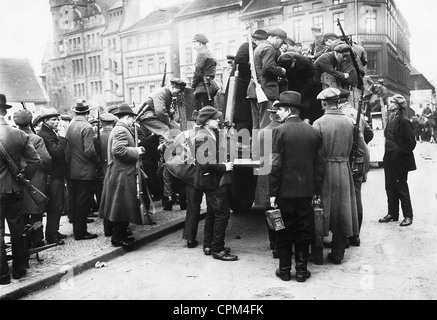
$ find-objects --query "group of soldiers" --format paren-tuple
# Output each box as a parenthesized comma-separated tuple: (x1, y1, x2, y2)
(1, 25, 417, 285)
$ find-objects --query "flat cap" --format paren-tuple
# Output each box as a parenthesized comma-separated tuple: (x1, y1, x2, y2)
(61, 114, 72, 121)
(317, 88, 342, 101)
(170, 78, 187, 90)
(193, 33, 209, 44)
(323, 33, 339, 42)
(99, 112, 118, 122)
(196, 106, 222, 126)
(13, 109, 33, 126)
(268, 28, 288, 40)
(390, 94, 407, 109)
(334, 43, 351, 53)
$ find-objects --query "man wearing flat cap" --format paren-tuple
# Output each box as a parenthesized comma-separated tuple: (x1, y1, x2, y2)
(378, 94, 416, 227)
(311, 88, 359, 265)
(269, 91, 321, 282)
(14, 109, 52, 249)
(192, 34, 218, 112)
(252, 28, 287, 130)
(0, 94, 40, 284)
(38, 106, 68, 245)
(65, 99, 98, 241)
(309, 26, 326, 60)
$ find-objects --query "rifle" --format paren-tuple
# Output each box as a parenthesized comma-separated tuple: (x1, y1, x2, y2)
(203, 76, 213, 102)
(21, 101, 37, 134)
(0, 141, 48, 205)
(336, 19, 364, 89)
(350, 86, 366, 174)
(96, 107, 103, 180)
(246, 24, 268, 103)
(161, 63, 167, 87)
(133, 102, 156, 225)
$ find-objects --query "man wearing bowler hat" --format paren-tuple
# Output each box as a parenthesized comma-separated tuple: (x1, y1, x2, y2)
(38, 106, 68, 245)
(0, 94, 40, 285)
(269, 91, 321, 282)
(192, 34, 218, 113)
(65, 99, 98, 241)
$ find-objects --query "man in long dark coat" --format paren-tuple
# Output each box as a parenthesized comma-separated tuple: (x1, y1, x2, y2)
(99, 104, 145, 250)
(378, 95, 416, 227)
(269, 91, 321, 282)
(0, 94, 40, 284)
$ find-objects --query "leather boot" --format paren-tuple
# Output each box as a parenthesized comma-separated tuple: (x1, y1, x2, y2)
(276, 266, 291, 281)
(295, 244, 311, 283)
(276, 248, 292, 281)
(309, 244, 324, 265)
(162, 197, 173, 211)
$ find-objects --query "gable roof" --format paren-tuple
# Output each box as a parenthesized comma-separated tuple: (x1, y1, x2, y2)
(241, 0, 283, 16)
(176, 0, 241, 18)
(0, 58, 48, 103)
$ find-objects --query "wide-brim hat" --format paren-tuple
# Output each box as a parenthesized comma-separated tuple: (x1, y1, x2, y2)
(72, 99, 91, 113)
(252, 29, 268, 40)
(275, 91, 306, 110)
(39, 107, 61, 120)
(196, 106, 223, 126)
(0, 94, 12, 109)
(114, 103, 136, 117)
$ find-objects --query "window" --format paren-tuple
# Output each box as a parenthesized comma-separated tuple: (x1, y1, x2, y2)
(72, 58, 84, 76)
(365, 9, 377, 33)
(148, 58, 155, 74)
(88, 55, 101, 75)
(129, 87, 135, 104)
(333, 12, 345, 32)
(269, 17, 276, 26)
(367, 51, 378, 75)
(293, 6, 302, 13)
(256, 20, 264, 29)
(108, 58, 113, 71)
(128, 61, 134, 77)
(139, 86, 145, 102)
(293, 20, 303, 42)
(159, 57, 166, 73)
(333, 0, 344, 4)
(186, 47, 193, 65)
(114, 61, 118, 74)
(74, 83, 85, 97)
(138, 59, 145, 75)
(313, 16, 324, 32)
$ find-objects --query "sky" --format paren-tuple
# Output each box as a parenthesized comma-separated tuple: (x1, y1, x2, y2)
(0, 0, 436, 87)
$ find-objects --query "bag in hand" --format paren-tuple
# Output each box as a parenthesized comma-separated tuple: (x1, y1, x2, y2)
(265, 209, 285, 231)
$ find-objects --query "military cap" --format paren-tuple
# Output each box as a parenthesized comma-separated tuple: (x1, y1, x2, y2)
(13, 109, 33, 126)
(268, 28, 288, 40)
(0, 94, 12, 109)
(99, 112, 118, 123)
(61, 114, 72, 121)
(40, 107, 61, 120)
(390, 94, 407, 109)
(317, 88, 342, 101)
(193, 34, 209, 44)
(170, 78, 187, 90)
(252, 29, 268, 40)
(323, 33, 339, 43)
(334, 43, 351, 54)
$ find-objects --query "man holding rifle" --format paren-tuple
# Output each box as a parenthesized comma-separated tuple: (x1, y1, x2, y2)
(0, 94, 40, 285)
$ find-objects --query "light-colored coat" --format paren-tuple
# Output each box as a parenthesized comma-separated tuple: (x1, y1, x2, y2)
(313, 109, 359, 237)
(99, 121, 142, 225)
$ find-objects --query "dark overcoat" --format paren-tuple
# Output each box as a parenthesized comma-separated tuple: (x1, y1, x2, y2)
(192, 46, 217, 96)
(269, 117, 321, 199)
(38, 123, 67, 178)
(314, 52, 348, 87)
(20, 127, 51, 214)
(65, 118, 97, 181)
(99, 121, 143, 225)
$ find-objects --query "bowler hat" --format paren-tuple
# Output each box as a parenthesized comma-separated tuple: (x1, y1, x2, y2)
(193, 34, 209, 44)
(39, 107, 61, 120)
(72, 99, 91, 114)
(114, 103, 136, 117)
(170, 78, 187, 90)
(13, 109, 33, 126)
(268, 28, 288, 40)
(196, 106, 222, 126)
(317, 88, 342, 101)
(252, 29, 268, 40)
(99, 112, 118, 123)
(275, 91, 306, 110)
(0, 94, 12, 109)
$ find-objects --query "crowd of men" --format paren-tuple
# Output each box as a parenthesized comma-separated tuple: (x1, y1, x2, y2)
(1, 25, 418, 285)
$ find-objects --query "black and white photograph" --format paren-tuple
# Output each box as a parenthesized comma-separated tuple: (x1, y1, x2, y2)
(1, 0, 436, 306)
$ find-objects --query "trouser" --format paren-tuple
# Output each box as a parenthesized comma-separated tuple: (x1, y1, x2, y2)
(45, 176, 65, 242)
(251, 99, 273, 130)
(0, 192, 27, 277)
(384, 153, 413, 219)
(183, 184, 204, 242)
(331, 233, 348, 261)
(112, 222, 129, 242)
(353, 171, 364, 232)
(66, 177, 74, 222)
(163, 165, 186, 202)
(69, 179, 94, 238)
(204, 186, 231, 253)
(104, 218, 114, 236)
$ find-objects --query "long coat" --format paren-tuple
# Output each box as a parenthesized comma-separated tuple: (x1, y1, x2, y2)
(99, 121, 143, 225)
(38, 123, 67, 178)
(0, 117, 40, 194)
(192, 45, 217, 96)
(20, 127, 51, 214)
(313, 109, 359, 237)
(65, 118, 97, 181)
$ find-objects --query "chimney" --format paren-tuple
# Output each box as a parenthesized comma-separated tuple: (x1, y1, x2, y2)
(120, 0, 142, 31)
